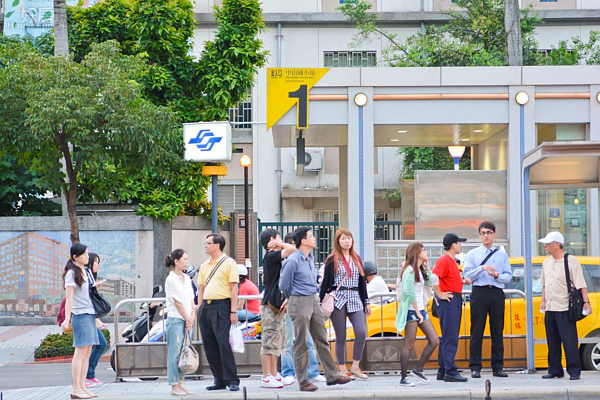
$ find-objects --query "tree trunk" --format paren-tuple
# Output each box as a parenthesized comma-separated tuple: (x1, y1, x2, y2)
(53, 0, 69, 56)
(57, 129, 80, 244)
(505, 0, 523, 66)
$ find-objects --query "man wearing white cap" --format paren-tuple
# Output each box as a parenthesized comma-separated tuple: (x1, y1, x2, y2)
(539, 231, 592, 380)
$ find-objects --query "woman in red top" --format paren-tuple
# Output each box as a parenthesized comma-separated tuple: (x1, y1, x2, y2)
(236, 264, 261, 322)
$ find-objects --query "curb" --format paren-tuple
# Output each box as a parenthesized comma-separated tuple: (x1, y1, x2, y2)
(30, 353, 111, 365)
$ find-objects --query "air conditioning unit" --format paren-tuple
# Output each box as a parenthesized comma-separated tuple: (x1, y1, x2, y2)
(304, 148, 323, 171)
(291, 148, 324, 171)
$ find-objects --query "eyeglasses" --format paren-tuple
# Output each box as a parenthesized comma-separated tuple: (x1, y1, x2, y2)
(479, 231, 495, 236)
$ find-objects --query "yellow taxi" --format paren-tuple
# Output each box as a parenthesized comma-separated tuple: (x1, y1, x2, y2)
(329, 256, 600, 370)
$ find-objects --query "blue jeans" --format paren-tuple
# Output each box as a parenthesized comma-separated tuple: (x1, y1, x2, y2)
(87, 328, 107, 379)
(281, 313, 320, 379)
(236, 309, 261, 322)
(166, 317, 186, 385)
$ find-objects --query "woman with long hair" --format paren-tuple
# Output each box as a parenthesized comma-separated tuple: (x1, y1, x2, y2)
(85, 253, 107, 388)
(164, 249, 195, 396)
(60, 243, 99, 399)
(395, 242, 439, 387)
(319, 229, 371, 379)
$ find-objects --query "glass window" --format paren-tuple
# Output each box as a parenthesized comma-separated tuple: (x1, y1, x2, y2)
(338, 52, 348, 67)
(584, 264, 599, 294)
(506, 264, 543, 298)
(537, 124, 586, 145)
(537, 189, 587, 256)
(323, 51, 376, 68)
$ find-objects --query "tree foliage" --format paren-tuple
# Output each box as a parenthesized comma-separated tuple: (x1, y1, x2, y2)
(0, 41, 182, 243)
(400, 148, 472, 180)
(340, 0, 541, 67)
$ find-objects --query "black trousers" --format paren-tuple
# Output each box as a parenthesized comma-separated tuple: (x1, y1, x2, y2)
(469, 285, 505, 372)
(545, 310, 581, 377)
(437, 294, 462, 377)
(198, 299, 239, 386)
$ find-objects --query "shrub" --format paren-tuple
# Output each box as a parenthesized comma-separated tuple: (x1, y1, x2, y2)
(35, 329, 111, 359)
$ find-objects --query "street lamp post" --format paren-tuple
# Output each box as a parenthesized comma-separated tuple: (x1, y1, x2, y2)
(240, 155, 252, 260)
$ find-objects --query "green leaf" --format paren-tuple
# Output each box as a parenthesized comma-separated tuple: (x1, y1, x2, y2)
(11, 0, 19, 7)
(43, 11, 51, 20)
(6, 11, 14, 18)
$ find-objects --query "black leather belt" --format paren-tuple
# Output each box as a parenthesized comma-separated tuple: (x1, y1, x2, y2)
(203, 298, 231, 305)
(474, 285, 501, 290)
(339, 287, 359, 291)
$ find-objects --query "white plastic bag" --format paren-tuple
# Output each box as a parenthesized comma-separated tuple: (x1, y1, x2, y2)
(229, 324, 245, 353)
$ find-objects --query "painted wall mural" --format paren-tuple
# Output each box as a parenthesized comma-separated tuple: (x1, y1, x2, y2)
(0, 230, 137, 317)
(3, 0, 98, 38)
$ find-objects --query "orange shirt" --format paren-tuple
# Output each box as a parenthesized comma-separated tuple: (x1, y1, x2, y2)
(432, 254, 463, 293)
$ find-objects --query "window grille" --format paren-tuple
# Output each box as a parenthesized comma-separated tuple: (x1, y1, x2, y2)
(324, 51, 377, 68)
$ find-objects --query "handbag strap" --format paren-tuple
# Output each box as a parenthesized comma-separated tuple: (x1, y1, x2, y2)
(205, 256, 232, 287)
(563, 253, 575, 294)
(334, 272, 348, 293)
(479, 248, 499, 267)
(85, 268, 96, 291)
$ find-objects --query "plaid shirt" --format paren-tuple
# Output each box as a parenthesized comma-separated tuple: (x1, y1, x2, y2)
(333, 258, 363, 313)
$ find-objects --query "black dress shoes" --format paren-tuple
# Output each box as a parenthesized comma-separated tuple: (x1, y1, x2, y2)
(437, 372, 445, 381)
(542, 374, 564, 379)
(444, 374, 468, 382)
(569, 375, 580, 380)
(206, 384, 227, 390)
(493, 370, 508, 378)
(229, 385, 240, 391)
(471, 371, 481, 378)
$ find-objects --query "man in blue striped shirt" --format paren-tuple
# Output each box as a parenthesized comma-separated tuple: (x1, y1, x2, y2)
(463, 221, 513, 379)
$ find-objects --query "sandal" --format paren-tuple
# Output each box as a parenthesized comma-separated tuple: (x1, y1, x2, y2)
(170, 389, 187, 396)
(70, 390, 92, 399)
(82, 389, 98, 398)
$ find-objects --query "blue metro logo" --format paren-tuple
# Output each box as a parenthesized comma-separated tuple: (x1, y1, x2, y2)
(188, 129, 222, 152)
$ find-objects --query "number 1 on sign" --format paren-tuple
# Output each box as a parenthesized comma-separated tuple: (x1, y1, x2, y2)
(288, 85, 308, 129)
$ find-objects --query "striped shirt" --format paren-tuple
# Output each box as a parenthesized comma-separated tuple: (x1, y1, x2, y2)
(333, 258, 363, 313)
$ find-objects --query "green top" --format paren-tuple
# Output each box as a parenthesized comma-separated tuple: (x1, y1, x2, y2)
(395, 266, 433, 334)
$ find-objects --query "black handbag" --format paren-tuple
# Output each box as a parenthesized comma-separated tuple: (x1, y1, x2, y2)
(87, 269, 111, 318)
(563, 254, 586, 323)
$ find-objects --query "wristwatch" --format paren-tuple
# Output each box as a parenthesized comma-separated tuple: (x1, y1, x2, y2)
(230, 311, 236, 314)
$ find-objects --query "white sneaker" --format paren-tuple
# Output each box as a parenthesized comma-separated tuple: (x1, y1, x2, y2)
(311, 374, 326, 382)
(261, 375, 284, 389)
(280, 375, 295, 386)
(85, 379, 96, 388)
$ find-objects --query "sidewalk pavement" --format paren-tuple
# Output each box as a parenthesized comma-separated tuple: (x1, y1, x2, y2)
(0, 325, 116, 365)
(2, 370, 600, 400)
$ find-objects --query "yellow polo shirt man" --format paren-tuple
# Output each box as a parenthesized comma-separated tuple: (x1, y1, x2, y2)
(196, 233, 241, 391)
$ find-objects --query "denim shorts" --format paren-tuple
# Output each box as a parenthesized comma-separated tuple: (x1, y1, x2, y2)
(406, 309, 429, 323)
(71, 313, 100, 347)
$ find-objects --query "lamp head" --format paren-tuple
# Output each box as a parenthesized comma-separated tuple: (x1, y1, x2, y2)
(240, 155, 252, 167)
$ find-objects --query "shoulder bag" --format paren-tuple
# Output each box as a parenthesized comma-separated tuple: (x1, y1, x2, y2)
(178, 330, 199, 374)
(87, 269, 111, 318)
(564, 254, 587, 323)
(321, 273, 347, 318)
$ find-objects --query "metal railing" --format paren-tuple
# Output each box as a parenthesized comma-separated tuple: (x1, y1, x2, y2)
(113, 290, 534, 378)
(374, 221, 403, 240)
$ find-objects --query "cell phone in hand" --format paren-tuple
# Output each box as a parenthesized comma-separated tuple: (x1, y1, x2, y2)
(94, 279, 107, 287)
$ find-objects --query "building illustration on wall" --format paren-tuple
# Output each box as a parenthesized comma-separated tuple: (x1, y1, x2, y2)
(0, 230, 138, 317)
(0, 232, 69, 316)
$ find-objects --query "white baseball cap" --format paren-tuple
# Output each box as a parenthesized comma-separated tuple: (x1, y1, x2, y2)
(237, 264, 248, 276)
(538, 231, 565, 244)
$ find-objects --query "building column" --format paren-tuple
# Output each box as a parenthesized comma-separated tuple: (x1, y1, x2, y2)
(347, 88, 375, 261)
(589, 85, 600, 256)
(338, 146, 349, 229)
(507, 86, 535, 257)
